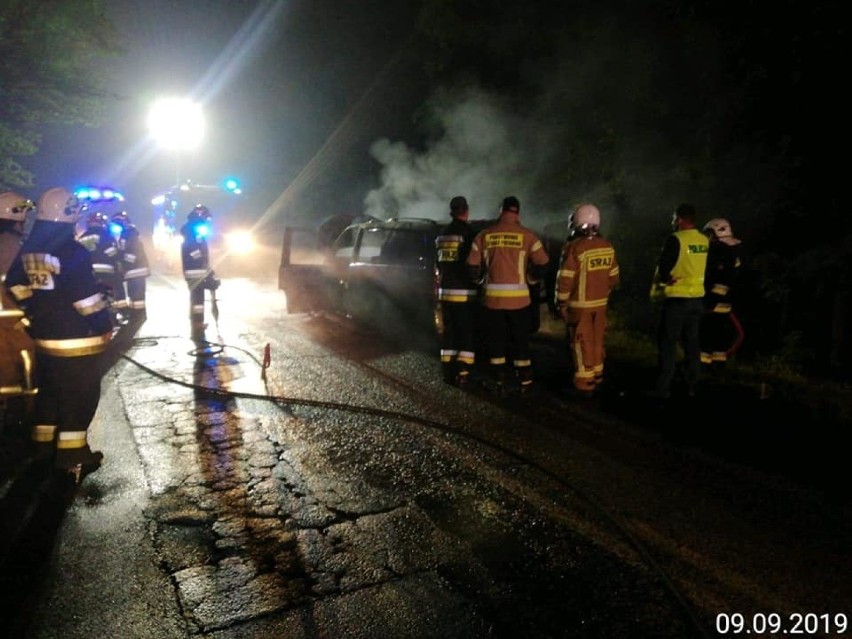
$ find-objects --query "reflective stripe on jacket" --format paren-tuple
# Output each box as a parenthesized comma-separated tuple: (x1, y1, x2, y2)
(555, 236, 619, 310)
(436, 218, 477, 303)
(467, 215, 549, 310)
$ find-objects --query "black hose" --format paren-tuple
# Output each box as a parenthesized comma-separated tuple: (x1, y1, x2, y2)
(119, 335, 712, 639)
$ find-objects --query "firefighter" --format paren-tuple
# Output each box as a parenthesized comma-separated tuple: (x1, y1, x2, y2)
(111, 210, 150, 324)
(435, 195, 478, 386)
(5, 187, 112, 482)
(0, 191, 33, 277)
(466, 196, 550, 394)
(554, 203, 620, 397)
(700, 217, 745, 371)
(0, 192, 37, 420)
(180, 204, 219, 339)
(649, 203, 709, 399)
(79, 209, 124, 324)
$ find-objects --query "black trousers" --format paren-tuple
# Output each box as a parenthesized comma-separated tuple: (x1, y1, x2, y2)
(33, 351, 103, 452)
(484, 306, 531, 368)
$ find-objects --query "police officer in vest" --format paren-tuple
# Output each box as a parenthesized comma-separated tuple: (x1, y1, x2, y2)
(5, 187, 113, 482)
(649, 203, 709, 399)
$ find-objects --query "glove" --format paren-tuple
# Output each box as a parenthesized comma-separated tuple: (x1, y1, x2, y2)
(203, 273, 220, 291)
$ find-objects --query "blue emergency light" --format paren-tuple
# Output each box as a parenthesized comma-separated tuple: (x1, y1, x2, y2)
(224, 178, 240, 193)
(194, 222, 211, 239)
(109, 222, 123, 236)
(75, 187, 125, 203)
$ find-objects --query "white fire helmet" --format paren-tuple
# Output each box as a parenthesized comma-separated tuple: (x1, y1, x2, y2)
(703, 218, 733, 239)
(0, 191, 34, 222)
(570, 203, 601, 234)
(36, 187, 82, 224)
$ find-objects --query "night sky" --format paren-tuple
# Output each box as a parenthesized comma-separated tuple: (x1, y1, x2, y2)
(30, 0, 426, 234)
(24, 1, 845, 247)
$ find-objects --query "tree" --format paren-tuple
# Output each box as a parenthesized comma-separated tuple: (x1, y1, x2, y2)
(0, 0, 120, 189)
(410, 0, 849, 377)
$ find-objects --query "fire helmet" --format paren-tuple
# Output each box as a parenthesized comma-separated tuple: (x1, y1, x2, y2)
(111, 210, 133, 226)
(36, 187, 83, 223)
(188, 204, 211, 221)
(703, 218, 733, 239)
(569, 203, 601, 236)
(85, 210, 110, 228)
(0, 191, 34, 222)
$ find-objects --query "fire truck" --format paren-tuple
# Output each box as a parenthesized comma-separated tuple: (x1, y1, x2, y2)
(150, 179, 258, 275)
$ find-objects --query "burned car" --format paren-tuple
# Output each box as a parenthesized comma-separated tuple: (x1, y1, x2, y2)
(279, 216, 441, 332)
(278, 214, 561, 340)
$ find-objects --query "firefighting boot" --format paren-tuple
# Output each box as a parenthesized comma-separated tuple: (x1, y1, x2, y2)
(30, 424, 56, 465)
(127, 307, 147, 330)
(487, 364, 508, 397)
(456, 364, 471, 387)
(517, 366, 534, 395)
(55, 446, 104, 485)
(441, 361, 457, 385)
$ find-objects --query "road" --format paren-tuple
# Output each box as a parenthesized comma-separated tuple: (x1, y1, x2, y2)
(2, 273, 850, 638)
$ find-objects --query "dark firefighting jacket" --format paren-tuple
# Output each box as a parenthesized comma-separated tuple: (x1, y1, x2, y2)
(180, 222, 212, 282)
(466, 214, 550, 311)
(116, 224, 150, 283)
(5, 221, 112, 356)
(78, 224, 120, 284)
(704, 239, 743, 313)
(435, 217, 477, 303)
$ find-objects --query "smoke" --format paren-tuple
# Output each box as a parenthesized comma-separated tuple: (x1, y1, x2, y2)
(363, 86, 568, 231)
(361, 16, 724, 242)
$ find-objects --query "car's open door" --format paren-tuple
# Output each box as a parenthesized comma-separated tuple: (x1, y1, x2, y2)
(278, 226, 332, 314)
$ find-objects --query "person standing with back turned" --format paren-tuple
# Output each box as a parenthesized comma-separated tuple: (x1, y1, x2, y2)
(700, 217, 746, 372)
(466, 196, 549, 395)
(5, 187, 113, 483)
(554, 203, 620, 398)
(435, 195, 478, 386)
(180, 204, 219, 340)
(649, 203, 709, 400)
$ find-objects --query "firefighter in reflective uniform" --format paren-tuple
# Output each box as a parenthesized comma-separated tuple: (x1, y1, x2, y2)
(5, 187, 112, 481)
(0, 191, 32, 276)
(0, 192, 36, 411)
(79, 209, 123, 323)
(555, 203, 620, 397)
(435, 195, 478, 386)
(111, 210, 150, 324)
(466, 196, 550, 394)
(700, 217, 745, 370)
(180, 204, 219, 339)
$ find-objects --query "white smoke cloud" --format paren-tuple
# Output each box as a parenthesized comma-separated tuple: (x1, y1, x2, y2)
(364, 86, 566, 230)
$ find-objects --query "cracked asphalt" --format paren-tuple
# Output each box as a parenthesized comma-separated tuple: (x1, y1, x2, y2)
(5, 274, 849, 638)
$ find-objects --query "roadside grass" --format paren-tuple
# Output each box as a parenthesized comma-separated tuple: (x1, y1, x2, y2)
(600, 312, 852, 426)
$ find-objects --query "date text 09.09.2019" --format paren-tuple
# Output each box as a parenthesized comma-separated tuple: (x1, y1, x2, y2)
(716, 612, 848, 635)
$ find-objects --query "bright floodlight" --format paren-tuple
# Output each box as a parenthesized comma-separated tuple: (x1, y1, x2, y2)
(147, 98, 205, 151)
